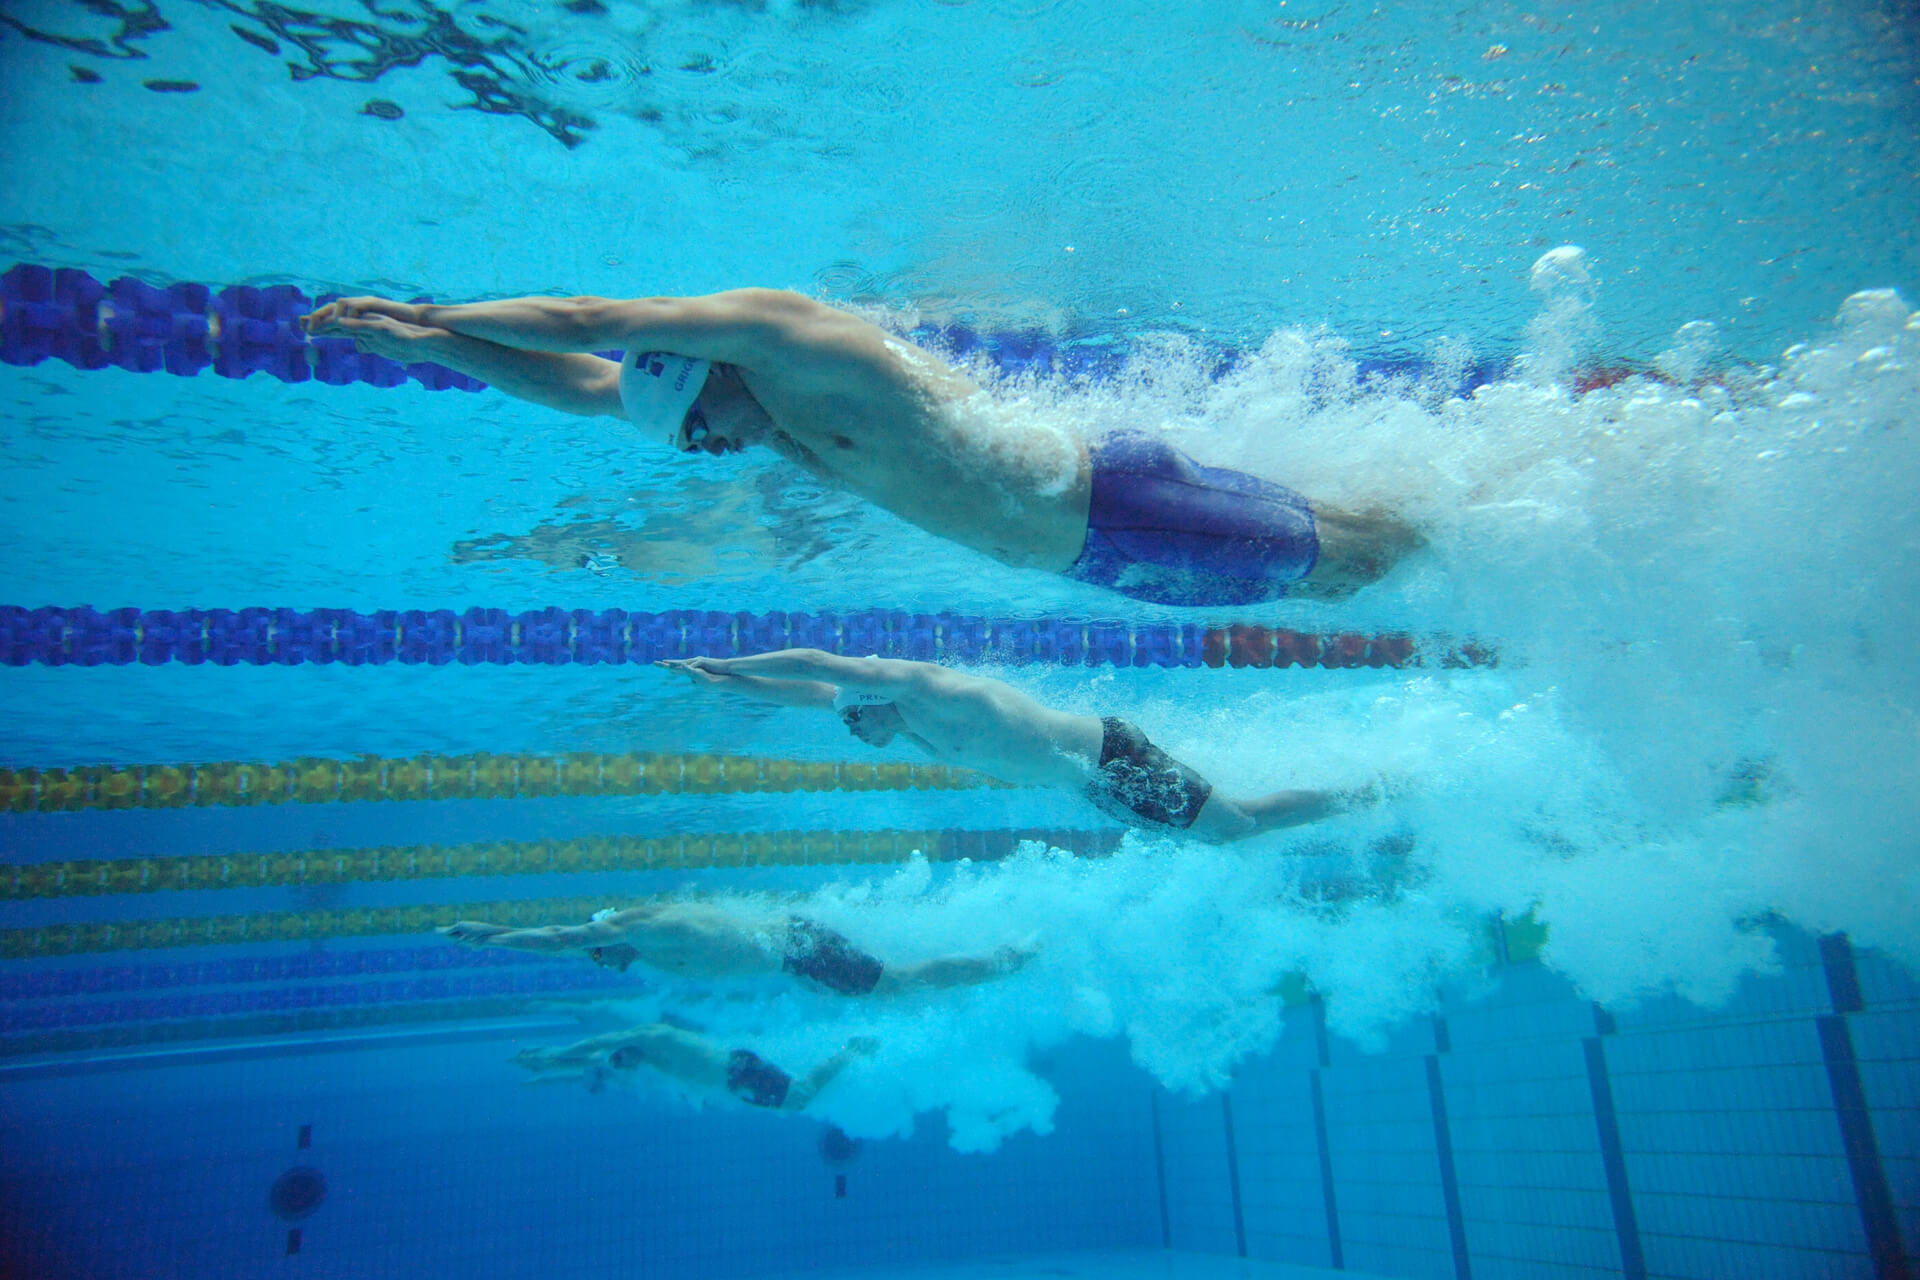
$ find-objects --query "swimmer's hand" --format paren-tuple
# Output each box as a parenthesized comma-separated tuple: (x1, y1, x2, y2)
(305, 308, 451, 361)
(301, 296, 428, 332)
(655, 657, 734, 684)
(439, 920, 514, 946)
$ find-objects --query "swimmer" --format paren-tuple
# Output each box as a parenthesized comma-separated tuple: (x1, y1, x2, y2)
(516, 1022, 877, 1112)
(439, 898, 1033, 995)
(659, 649, 1377, 843)
(299, 289, 1420, 605)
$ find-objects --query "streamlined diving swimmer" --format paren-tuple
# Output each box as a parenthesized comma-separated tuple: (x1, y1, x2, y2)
(658, 649, 1377, 842)
(515, 1021, 877, 1111)
(439, 898, 1032, 994)
(299, 289, 1421, 606)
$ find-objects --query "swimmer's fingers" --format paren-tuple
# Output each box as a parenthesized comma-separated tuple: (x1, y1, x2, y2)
(321, 313, 446, 358)
(655, 657, 730, 684)
(331, 295, 423, 325)
(655, 658, 720, 683)
(439, 920, 509, 945)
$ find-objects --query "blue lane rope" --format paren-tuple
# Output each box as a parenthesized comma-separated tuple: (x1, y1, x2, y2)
(0, 263, 1511, 390)
(0, 606, 1493, 669)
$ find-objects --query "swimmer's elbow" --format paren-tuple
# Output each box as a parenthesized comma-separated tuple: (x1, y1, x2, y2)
(554, 296, 630, 344)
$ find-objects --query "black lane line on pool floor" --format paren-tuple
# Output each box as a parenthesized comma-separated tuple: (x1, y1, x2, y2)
(1583, 1036, 1647, 1280)
(1310, 1069, 1343, 1271)
(1425, 1054, 1472, 1280)
(1819, 932, 1911, 1280)
(1220, 1092, 1247, 1258)
(1149, 1089, 1171, 1250)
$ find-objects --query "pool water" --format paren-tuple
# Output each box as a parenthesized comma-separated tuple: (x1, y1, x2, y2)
(1, 1, 1917, 1278)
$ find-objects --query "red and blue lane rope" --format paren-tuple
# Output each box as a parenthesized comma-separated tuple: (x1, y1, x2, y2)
(0, 606, 1493, 669)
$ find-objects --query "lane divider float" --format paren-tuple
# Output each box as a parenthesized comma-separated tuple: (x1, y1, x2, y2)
(1, 826, 1125, 899)
(0, 605, 1492, 670)
(0, 750, 1012, 814)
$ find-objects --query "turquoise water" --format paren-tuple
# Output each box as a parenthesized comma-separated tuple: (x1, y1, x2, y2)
(2, 1, 1918, 1277)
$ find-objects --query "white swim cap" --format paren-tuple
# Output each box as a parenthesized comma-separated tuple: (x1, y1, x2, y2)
(832, 688, 895, 713)
(619, 350, 712, 451)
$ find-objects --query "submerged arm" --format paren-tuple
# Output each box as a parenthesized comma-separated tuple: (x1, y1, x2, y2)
(439, 906, 653, 953)
(407, 331, 622, 417)
(322, 288, 824, 360)
(299, 310, 623, 417)
(656, 659, 839, 710)
(676, 650, 927, 697)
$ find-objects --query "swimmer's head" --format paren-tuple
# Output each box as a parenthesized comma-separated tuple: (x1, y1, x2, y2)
(588, 943, 639, 972)
(839, 701, 903, 748)
(682, 363, 774, 456)
(619, 351, 710, 451)
(607, 1045, 645, 1071)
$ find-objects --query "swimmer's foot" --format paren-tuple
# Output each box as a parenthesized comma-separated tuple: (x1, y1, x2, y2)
(992, 936, 1043, 974)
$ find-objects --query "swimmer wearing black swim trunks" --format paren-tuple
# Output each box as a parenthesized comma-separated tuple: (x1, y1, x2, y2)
(662, 649, 1380, 843)
(439, 899, 1031, 994)
(515, 1022, 878, 1112)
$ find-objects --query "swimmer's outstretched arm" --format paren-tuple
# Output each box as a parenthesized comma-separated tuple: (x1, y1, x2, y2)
(439, 906, 656, 952)
(675, 650, 925, 698)
(300, 308, 622, 417)
(656, 658, 838, 710)
(308, 289, 822, 361)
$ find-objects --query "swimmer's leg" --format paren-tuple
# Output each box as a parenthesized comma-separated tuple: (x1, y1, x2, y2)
(873, 942, 1038, 995)
(1190, 787, 1368, 843)
(782, 1037, 879, 1112)
(1293, 505, 1426, 599)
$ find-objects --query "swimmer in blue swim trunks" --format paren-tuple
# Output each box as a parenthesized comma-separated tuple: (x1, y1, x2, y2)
(659, 649, 1377, 843)
(515, 1021, 877, 1112)
(302, 289, 1420, 605)
(440, 897, 1031, 994)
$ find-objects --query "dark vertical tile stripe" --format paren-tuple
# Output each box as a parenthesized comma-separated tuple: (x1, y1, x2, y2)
(1221, 1093, 1247, 1258)
(1592, 1002, 1617, 1036)
(1425, 1055, 1473, 1280)
(1311, 1069, 1343, 1271)
(1818, 1015, 1912, 1280)
(1583, 1036, 1647, 1280)
(1433, 1015, 1452, 1054)
(1149, 1089, 1171, 1249)
(1822, 932, 1867, 1014)
(1313, 996, 1331, 1068)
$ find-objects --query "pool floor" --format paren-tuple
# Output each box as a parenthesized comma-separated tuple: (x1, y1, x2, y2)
(752, 1251, 1386, 1280)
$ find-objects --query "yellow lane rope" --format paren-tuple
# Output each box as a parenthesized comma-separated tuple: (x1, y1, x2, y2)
(3, 895, 618, 960)
(0, 750, 1010, 814)
(0, 827, 1124, 900)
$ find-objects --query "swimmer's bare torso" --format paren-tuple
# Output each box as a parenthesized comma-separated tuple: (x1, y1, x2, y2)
(688, 293, 1093, 571)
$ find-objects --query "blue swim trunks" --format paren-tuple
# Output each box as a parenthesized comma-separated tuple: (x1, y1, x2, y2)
(1065, 434, 1319, 607)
